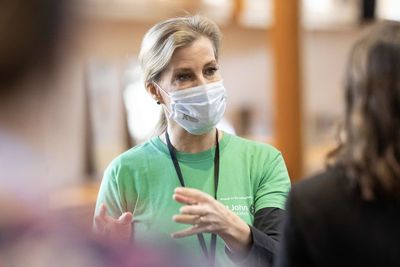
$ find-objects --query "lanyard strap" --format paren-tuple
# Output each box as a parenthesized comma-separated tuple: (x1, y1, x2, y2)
(165, 130, 220, 267)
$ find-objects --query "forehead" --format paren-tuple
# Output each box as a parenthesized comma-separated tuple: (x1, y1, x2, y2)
(168, 36, 216, 69)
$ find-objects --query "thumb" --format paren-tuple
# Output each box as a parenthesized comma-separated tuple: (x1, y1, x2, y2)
(118, 212, 133, 225)
(99, 203, 108, 219)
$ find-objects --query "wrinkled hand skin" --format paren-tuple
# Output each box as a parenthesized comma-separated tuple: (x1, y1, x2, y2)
(172, 187, 252, 254)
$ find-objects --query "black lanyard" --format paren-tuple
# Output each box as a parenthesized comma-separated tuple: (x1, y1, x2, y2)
(166, 130, 220, 267)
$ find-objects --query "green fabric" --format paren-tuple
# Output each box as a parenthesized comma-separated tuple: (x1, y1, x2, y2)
(94, 132, 290, 266)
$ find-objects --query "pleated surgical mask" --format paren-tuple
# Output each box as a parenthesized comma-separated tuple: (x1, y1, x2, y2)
(154, 80, 227, 135)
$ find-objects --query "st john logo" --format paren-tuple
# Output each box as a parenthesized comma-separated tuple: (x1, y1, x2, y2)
(182, 114, 199, 122)
(249, 204, 255, 215)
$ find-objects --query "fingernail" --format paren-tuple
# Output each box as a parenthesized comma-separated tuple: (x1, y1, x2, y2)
(175, 187, 183, 193)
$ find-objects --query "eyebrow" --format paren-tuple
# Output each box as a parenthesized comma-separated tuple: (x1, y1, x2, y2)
(172, 60, 218, 74)
(204, 60, 218, 67)
(172, 68, 192, 74)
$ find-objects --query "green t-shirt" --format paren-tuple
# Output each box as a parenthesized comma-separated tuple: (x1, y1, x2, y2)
(94, 132, 290, 266)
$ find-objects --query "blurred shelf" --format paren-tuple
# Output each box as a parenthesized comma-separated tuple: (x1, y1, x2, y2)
(49, 181, 100, 211)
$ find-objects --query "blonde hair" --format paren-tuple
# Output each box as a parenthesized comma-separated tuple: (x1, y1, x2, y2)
(138, 15, 222, 136)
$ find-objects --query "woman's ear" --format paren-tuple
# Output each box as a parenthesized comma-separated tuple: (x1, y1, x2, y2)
(146, 82, 163, 104)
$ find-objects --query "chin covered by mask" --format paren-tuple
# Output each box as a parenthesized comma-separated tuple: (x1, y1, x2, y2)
(155, 80, 227, 135)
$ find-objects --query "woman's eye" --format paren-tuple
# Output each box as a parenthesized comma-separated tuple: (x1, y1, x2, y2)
(176, 73, 192, 81)
(204, 67, 218, 76)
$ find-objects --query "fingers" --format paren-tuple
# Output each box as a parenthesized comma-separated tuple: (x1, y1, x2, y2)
(172, 214, 201, 225)
(99, 203, 108, 219)
(179, 204, 209, 216)
(174, 187, 213, 203)
(171, 225, 206, 239)
(94, 204, 133, 235)
(118, 212, 133, 225)
(173, 194, 195, 205)
(172, 188, 222, 238)
(94, 203, 108, 232)
(94, 205, 133, 243)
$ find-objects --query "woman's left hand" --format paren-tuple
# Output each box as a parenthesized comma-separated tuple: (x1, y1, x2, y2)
(171, 187, 252, 254)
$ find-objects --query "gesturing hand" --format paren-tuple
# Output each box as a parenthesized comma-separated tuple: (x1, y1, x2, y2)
(171, 187, 252, 254)
(94, 203, 133, 243)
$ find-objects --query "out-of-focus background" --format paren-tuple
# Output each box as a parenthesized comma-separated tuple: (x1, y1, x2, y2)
(1, 0, 398, 230)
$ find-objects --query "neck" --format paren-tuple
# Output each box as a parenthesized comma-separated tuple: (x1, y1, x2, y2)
(162, 122, 221, 153)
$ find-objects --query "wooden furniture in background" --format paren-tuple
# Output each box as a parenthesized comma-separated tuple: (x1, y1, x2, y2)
(272, 0, 303, 181)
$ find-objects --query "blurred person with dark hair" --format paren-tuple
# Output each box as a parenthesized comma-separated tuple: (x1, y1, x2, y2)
(0, 1, 197, 266)
(0, 4, 73, 263)
(0, 0, 101, 265)
(0, 0, 69, 198)
(276, 21, 400, 267)
(0, 0, 67, 91)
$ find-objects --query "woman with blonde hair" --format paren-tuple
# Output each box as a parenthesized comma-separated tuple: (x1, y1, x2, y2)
(94, 15, 290, 267)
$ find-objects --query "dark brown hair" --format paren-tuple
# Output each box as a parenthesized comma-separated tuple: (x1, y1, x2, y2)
(328, 21, 400, 201)
(0, 0, 67, 89)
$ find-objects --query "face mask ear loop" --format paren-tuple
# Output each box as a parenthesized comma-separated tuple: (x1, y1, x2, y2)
(153, 81, 172, 117)
(153, 81, 169, 96)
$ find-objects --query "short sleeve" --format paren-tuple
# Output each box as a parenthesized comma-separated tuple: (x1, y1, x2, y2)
(93, 164, 125, 222)
(254, 152, 291, 212)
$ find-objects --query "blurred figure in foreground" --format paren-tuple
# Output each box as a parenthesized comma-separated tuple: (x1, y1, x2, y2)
(0, 1, 197, 266)
(0, 0, 69, 220)
(276, 21, 400, 267)
(0, 1, 117, 266)
(0, 0, 69, 202)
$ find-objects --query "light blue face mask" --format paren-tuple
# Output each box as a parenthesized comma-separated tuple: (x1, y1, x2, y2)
(154, 80, 227, 135)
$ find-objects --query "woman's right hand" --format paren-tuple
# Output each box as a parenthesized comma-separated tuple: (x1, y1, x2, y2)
(94, 203, 133, 243)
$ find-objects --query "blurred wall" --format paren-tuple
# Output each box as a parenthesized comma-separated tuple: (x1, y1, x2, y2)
(302, 27, 368, 175)
(1, 16, 369, 189)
